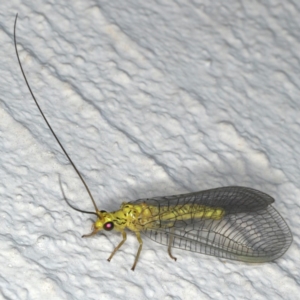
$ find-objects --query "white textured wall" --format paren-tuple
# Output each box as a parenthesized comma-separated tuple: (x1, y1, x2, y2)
(0, 1, 299, 299)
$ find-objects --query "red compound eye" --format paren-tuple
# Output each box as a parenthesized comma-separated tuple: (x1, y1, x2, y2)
(103, 222, 114, 231)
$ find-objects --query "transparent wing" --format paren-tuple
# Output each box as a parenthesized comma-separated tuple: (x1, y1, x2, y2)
(131, 186, 292, 262)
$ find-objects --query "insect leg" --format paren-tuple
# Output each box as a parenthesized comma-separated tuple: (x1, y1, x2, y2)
(82, 232, 97, 238)
(82, 224, 99, 238)
(167, 228, 177, 261)
(131, 231, 143, 271)
(107, 230, 127, 262)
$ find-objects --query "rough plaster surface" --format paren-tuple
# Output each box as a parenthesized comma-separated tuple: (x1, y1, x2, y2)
(0, 1, 299, 299)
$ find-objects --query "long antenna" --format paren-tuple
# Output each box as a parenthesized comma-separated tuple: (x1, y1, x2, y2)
(58, 175, 98, 216)
(14, 13, 99, 214)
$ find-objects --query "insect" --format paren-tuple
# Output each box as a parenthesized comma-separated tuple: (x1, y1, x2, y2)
(14, 14, 292, 271)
